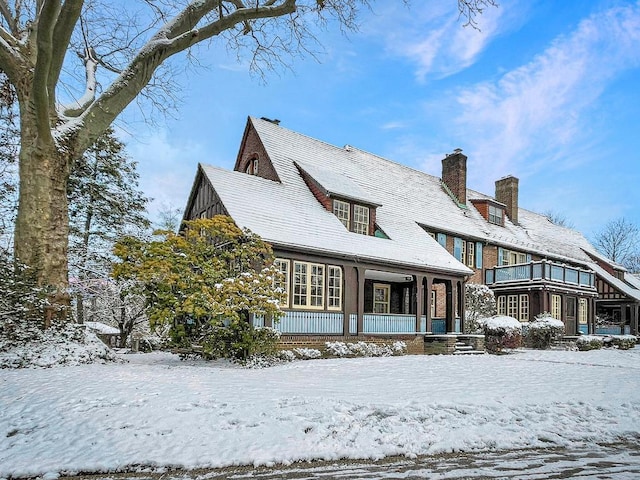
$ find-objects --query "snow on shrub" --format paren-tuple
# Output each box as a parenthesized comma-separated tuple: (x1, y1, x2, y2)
(292, 348, 322, 359)
(576, 335, 604, 351)
(324, 341, 407, 358)
(465, 284, 496, 333)
(525, 313, 565, 349)
(608, 335, 637, 350)
(483, 316, 522, 354)
(0, 321, 119, 369)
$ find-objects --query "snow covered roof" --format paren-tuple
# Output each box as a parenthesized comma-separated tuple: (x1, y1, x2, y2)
(199, 116, 616, 277)
(587, 263, 640, 302)
(85, 322, 120, 335)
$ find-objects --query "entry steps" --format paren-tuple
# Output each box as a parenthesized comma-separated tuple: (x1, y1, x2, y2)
(453, 340, 485, 355)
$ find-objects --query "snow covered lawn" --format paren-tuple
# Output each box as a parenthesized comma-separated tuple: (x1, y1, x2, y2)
(2, 348, 640, 479)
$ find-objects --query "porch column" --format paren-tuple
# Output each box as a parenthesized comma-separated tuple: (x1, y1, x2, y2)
(446, 280, 454, 333)
(425, 276, 433, 333)
(589, 298, 596, 334)
(542, 289, 549, 315)
(415, 274, 425, 333)
(457, 280, 465, 333)
(632, 304, 639, 336)
(357, 266, 366, 335)
(621, 304, 628, 335)
(265, 313, 273, 328)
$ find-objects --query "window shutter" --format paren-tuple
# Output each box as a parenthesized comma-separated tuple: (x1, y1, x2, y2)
(454, 237, 463, 261)
(498, 247, 504, 266)
(475, 242, 483, 269)
(437, 233, 447, 247)
(526, 253, 532, 263)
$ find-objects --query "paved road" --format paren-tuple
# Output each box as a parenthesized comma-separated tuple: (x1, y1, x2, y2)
(62, 441, 640, 480)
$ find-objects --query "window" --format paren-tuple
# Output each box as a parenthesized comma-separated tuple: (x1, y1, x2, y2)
(273, 259, 290, 307)
(333, 200, 350, 229)
(466, 242, 475, 268)
(578, 298, 588, 324)
(519, 294, 529, 321)
(460, 240, 466, 263)
(507, 295, 518, 318)
(497, 295, 506, 315)
(551, 294, 562, 320)
(488, 204, 504, 226)
(293, 262, 325, 309)
(500, 248, 528, 266)
(353, 205, 369, 235)
(431, 290, 436, 318)
(245, 157, 258, 175)
(373, 284, 390, 314)
(327, 266, 342, 310)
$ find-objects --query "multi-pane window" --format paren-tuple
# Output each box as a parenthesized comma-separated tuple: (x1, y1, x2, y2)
(245, 157, 258, 175)
(288, 260, 342, 311)
(507, 295, 518, 318)
(497, 295, 506, 315)
(293, 262, 324, 309)
(497, 294, 529, 321)
(353, 205, 369, 235)
(489, 205, 504, 226)
(333, 200, 350, 229)
(327, 266, 342, 310)
(466, 242, 475, 268)
(273, 259, 290, 307)
(373, 284, 390, 314)
(551, 294, 562, 320)
(578, 298, 588, 324)
(460, 240, 466, 263)
(519, 294, 529, 321)
(501, 249, 527, 266)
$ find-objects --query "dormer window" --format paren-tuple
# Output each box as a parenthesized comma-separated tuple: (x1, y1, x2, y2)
(489, 204, 504, 226)
(333, 199, 350, 228)
(332, 198, 370, 235)
(353, 205, 369, 235)
(471, 199, 506, 227)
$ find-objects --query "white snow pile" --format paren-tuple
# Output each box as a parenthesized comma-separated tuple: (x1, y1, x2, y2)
(0, 321, 119, 369)
(481, 315, 522, 333)
(528, 316, 565, 331)
(2, 349, 640, 479)
(325, 340, 407, 357)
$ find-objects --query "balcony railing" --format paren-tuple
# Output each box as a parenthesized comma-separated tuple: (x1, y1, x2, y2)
(485, 260, 595, 288)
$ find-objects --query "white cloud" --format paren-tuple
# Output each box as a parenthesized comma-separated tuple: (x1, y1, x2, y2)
(370, 0, 512, 79)
(453, 2, 640, 190)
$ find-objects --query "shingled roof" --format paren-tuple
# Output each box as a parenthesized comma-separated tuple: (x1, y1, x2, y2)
(196, 116, 629, 283)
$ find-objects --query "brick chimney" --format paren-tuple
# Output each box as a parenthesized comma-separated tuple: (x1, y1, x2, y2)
(495, 175, 519, 225)
(441, 149, 467, 206)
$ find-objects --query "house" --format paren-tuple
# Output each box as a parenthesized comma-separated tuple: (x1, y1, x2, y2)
(183, 116, 640, 348)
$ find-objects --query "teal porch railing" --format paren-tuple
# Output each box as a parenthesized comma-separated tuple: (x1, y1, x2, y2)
(485, 260, 595, 289)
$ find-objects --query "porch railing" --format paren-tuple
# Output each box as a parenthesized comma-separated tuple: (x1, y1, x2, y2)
(349, 314, 427, 334)
(485, 260, 595, 288)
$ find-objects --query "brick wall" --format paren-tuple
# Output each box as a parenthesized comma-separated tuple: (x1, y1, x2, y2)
(441, 152, 467, 205)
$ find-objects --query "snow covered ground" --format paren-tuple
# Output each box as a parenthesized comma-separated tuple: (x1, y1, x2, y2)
(1, 348, 640, 479)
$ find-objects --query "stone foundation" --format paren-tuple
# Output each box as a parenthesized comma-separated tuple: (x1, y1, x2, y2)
(277, 334, 425, 355)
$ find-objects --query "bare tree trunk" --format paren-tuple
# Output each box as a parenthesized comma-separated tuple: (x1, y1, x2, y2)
(14, 123, 72, 325)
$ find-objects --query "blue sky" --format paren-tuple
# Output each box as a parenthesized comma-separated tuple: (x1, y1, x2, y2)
(119, 0, 640, 240)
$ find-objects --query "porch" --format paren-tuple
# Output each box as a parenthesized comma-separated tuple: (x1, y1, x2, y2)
(252, 311, 461, 335)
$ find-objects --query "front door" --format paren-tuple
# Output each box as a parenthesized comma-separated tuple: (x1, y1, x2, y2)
(565, 297, 577, 334)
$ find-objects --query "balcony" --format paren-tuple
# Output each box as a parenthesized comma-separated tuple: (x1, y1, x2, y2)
(485, 260, 595, 289)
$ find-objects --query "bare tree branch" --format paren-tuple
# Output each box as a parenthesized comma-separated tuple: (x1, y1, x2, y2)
(32, 0, 61, 139)
(60, 46, 98, 117)
(47, 0, 83, 103)
(0, 1, 17, 34)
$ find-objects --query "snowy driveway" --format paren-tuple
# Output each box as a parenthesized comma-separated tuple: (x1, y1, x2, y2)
(1, 349, 640, 479)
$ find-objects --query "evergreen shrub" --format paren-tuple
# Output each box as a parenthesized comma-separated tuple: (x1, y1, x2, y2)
(483, 316, 522, 354)
(525, 313, 565, 349)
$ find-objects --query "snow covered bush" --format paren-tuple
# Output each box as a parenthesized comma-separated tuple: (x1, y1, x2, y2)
(292, 348, 322, 359)
(525, 313, 565, 349)
(576, 335, 604, 351)
(465, 284, 497, 333)
(324, 341, 407, 357)
(0, 322, 119, 368)
(609, 335, 637, 350)
(483, 316, 522, 354)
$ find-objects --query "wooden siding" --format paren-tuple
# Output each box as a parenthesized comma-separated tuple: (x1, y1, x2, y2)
(186, 171, 227, 220)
